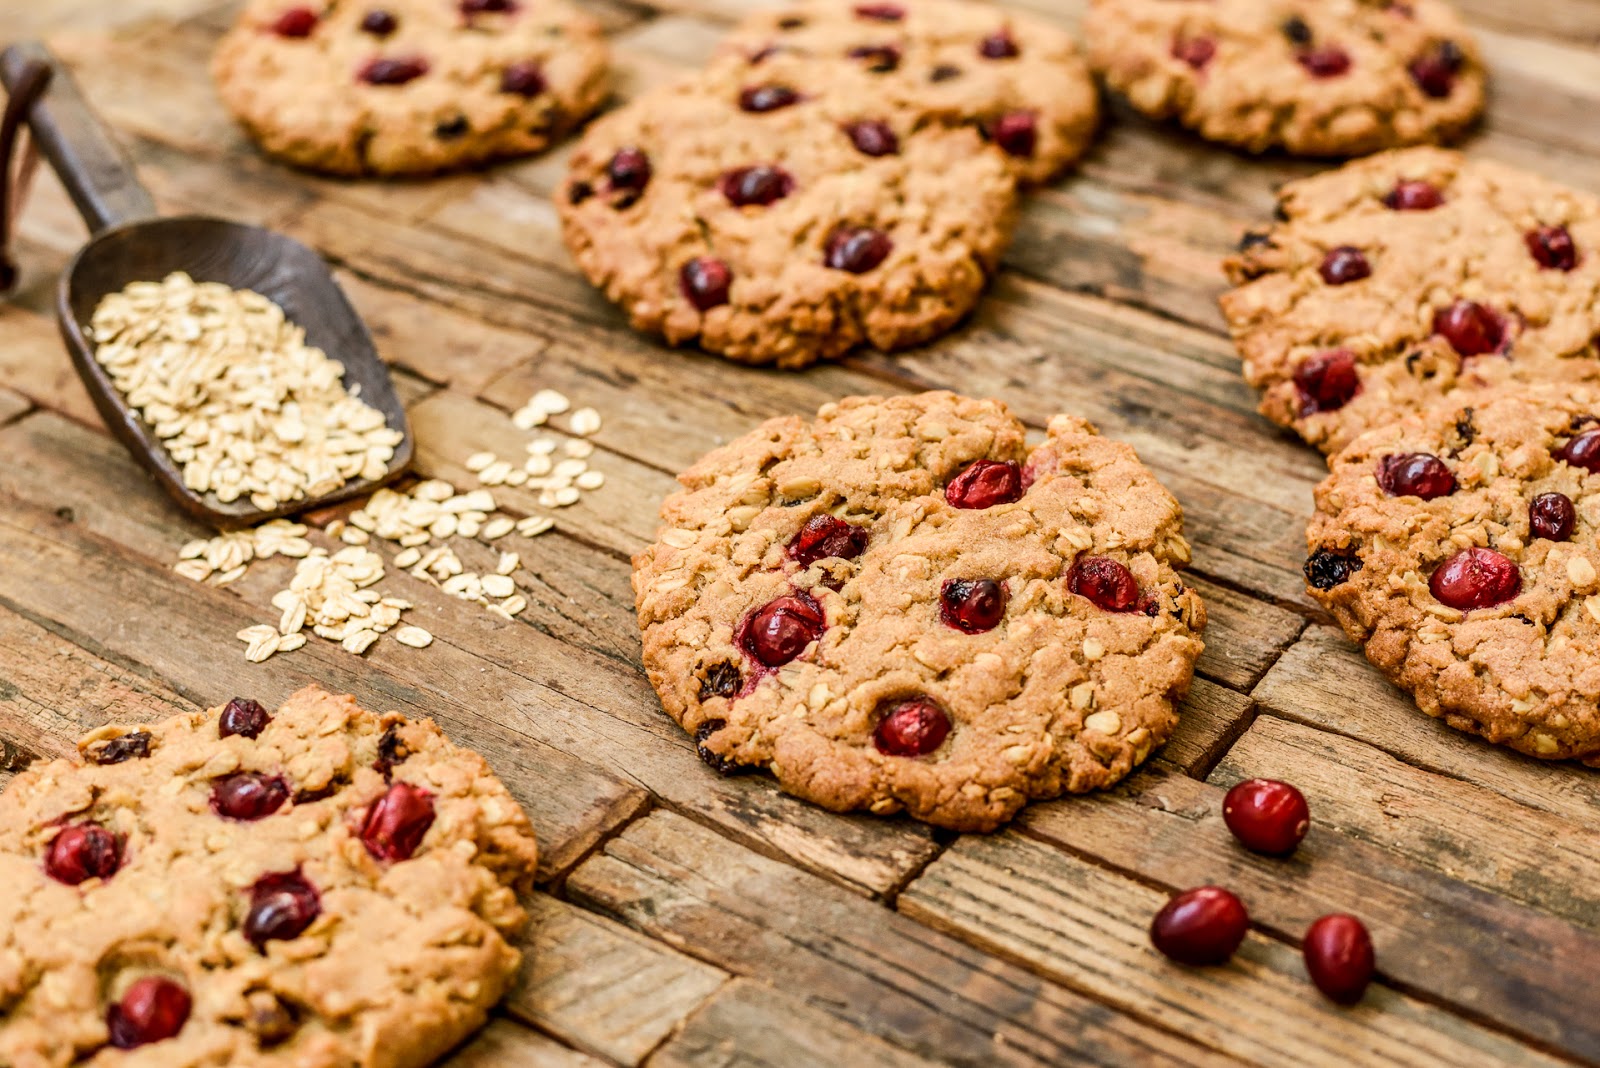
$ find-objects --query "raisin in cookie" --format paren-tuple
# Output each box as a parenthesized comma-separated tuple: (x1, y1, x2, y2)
(1222, 148, 1600, 454)
(1307, 385, 1600, 765)
(1084, 0, 1485, 157)
(212, 0, 610, 176)
(632, 393, 1207, 831)
(719, 0, 1102, 186)
(0, 687, 539, 1067)
(559, 77, 1018, 368)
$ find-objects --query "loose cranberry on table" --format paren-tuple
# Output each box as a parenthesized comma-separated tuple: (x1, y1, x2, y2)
(825, 227, 893, 273)
(1409, 41, 1464, 98)
(500, 61, 547, 97)
(940, 579, 1007, 633)
(1527, 225, 1578, 271)
(270, 6, 318, 37)
(361, 781, 436, 861)
(1429, 547, 1521, 610)
(211, 772, 291, 822)
(360, 56, 429, 87)
(1303, 914, 1376, 1005)
(979, 31, 1020, 59)
(740, 85, 802, 113)
(1149, 886, 1250, 965)
(1297, 45, 1352, 78)
(1384, 180, 1443, 211)
(845, 120, 899, 157)
(107, 977, 191, 1049)
(45, 823, 120, 885)
(680, 258, 732, 311)
(1432, 300, 1505, 357)
(740, 594, 826, 668)
(1223, 779, 1310, 856)
(1171, 36, 1216, 71)
(788, 514, 869, 567)
(1294, 349, 1360, 415)
(874, 697, 951, 757)
(1377, 453, 1456, 500)
(1068, 557, 1140, 613)
(1530, 492, 1577, 541)
(945, 459, 1023, 509)
(244, 869, 322, 949)
(721, 165, 795, 207)
(1556, 428, 1600, 472)
(1319, 246, 1371, 286)
(219, 697, 270, 739)
(360, 9, 397, 36)
(988, 111, 1038, 159)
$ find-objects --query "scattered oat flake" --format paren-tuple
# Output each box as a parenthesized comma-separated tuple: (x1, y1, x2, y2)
(482, 574, 516, 599)
(395, 626, 434, 649)
(576, 471, 606, 491)
(500, 595, 527, 617)
(517, 516, 554, 537)
(482, 517, 516, 541)
(465, 452, 497, 472)
(564, 439, 595, 459)
(569, 407, 602, 436)
(531, 389, 570, 415)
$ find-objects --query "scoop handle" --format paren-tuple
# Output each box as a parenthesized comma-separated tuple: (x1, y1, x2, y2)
(0, 41, 157, 234)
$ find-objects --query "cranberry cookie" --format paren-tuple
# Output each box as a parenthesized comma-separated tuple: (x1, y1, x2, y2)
(719, 0, 1102, 187)
(1222, 148, 1600, 454)
(212, 0, 610, 176)
(0, 687, 539, 1066)
(632, 393, 1207, 831)
(1084, 0, 1485, 156)
(1307, 386, 1600, 766)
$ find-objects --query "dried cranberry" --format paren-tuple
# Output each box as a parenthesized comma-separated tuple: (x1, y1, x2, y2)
(1385, 180, 1444, 211)
(220, 700, 270, 740)
(940, 579, 1007, 633)
(845, 120, 899, 157)
(361, 782, 436, 861)
(360, 56, 429, 86)
(1294, 350, 1361, 415)
(988, 111, 1037, 158)
(680, 258, 733, 311)
(1530, 492, 1577, 541)
(1172, 36, 1217, 70)
(739, 594, 825, 668)
(788, 514, 869, 567)
(1068, 557, 1140, 613)
(460, 0, 516, 11)
(1527, 226, 1578, 271)
(946, 459, 1023, 509)
(930, 64, 963, 82)
(44, 824, 120, 885)
(854, 3, 904, 19)
(1319, 246, 1371, 285)
(271, 7, 318, 37)
(874, 698, 951, 757)
(1281, 15, 1313, 45)
(1298, 45, 1351, 78)
(360, 9, 397, 35)
(698, 664, 742, 701)
(980, 31, 1020, 59)
(107, 977, 190, 1049)
(1305, 548, 1362, 591)
(693, 719, 747, 775)
(825, 227, 893, 273)
(1303, 914, 1376, 1005)
(569, 181, 594, 205)
(211, 773, 290, 822)
(86, 731, 151, 765)
(1556, 428, 1600, 472)
(500, 61, 546, 96)
(1429, 548, 1521, 610)
(721, 165, 795, 207)
(1223, 779, 1310, 856)
(1409, 41, 1464, 98)
(1433, 300, 1505, 357)
(606, 147, 652, 193)
(434, 116, 469, 140)
(848, 44, 901, 72)
(740, 85, 801, 113)
(375, 723, 412, 776)
(1150, 887, 1250, 965)
(1377, 453, 1456, 499)
(244, 869, 321, 949)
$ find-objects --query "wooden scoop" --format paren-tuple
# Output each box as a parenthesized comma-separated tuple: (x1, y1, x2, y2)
(0, 41, 412, 528)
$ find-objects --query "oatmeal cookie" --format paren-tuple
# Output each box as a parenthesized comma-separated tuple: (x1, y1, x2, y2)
(632, 392, 1207, 831)
(1307, 385, 1600, 765)
(1084, 0, 1485, 156)
(719, 0, 1102, 186)
(0, 687, 539, 1067)
(1222, 148, 1600, 454)
(212, 0, 610, 176)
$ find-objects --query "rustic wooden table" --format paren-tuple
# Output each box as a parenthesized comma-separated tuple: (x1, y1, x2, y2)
(2, 1, 1598, 1065)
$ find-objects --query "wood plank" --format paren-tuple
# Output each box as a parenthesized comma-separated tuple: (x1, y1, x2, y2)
(442, 1017, 610, 1068)
(902, 832, 1572, 1068)
(568, 809, 1245, 1068)
(1017, 768, 1600, 1060)
(1212, 716, 1600, 932)
(651, 979, 941, 1068)
(0, 388, 30, 428)
(1165, 679, 1254, 779)
(1253, 626, 1600, 830)
(0, 304, 100, 427)
(0, 412, 941, 897)
(510, 894, 728, 1066)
